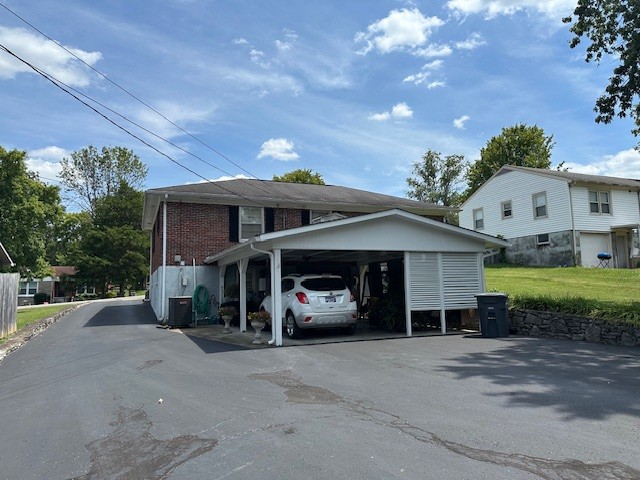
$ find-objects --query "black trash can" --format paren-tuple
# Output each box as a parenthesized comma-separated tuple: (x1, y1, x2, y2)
(475, 293, 509, 338)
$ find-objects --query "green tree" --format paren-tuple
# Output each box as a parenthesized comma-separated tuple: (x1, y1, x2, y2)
(59, 145, 147, 216)
(273, 168, 325, 184)
(407, 150, 467, 206)
(465, 124, 554, 198)
(74, 182, 149, 295)
(0, 147, 63, 276)
(46, 211, 92, 266)
(563, 1, 640, 144)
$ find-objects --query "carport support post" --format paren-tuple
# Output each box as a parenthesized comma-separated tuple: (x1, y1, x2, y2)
(403, 252, 412, 337)
(273, 248, 283, 346)
(437, 253, 446, 335)
(219, 265, 226, 326)
(238, 258, 248, 332)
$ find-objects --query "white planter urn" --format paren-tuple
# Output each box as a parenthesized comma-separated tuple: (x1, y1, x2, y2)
(250, 320, 266, 344)
(221, 315, 233, 333)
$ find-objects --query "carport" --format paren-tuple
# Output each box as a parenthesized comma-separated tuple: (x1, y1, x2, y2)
(205, 209, 508, 346)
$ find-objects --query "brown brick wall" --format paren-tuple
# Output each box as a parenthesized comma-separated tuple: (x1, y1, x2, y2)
(150, 202, 445, 272)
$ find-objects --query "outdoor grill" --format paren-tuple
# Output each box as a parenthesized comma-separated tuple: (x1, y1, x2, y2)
(597, 252, 612, 268)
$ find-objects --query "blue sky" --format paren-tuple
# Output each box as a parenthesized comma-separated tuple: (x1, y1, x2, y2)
(1, 0, 638, 204)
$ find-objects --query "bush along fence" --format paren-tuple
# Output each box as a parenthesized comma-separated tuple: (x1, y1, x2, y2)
(0, 273, 19, 337)
(509, 309, 640, 347)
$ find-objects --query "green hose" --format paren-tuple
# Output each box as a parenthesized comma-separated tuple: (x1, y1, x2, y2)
(192, 284, 210, 318)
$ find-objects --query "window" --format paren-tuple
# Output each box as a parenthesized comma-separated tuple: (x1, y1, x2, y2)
(19, 281, 37, 295)
(537, 233, 550, 245)
(501, 200, 512, 219)
(473, 208, 484, 230)
(532, 192, 547, 219)
(240, 206, 263, 240)
(589, 190, 611, 214)
(281, 279, 295, 293)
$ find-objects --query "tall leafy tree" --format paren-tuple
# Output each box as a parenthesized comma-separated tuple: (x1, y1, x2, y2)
(563, 1, 640, 145)
(465, 124, 554, 198)
(74, 182, 149, 294)
(0, 147, 63, 276)
(273, 168, 325, 184)
(59, 145, 147, 216)
(407, 150, 467, 206)
(46, 211, 92, 266)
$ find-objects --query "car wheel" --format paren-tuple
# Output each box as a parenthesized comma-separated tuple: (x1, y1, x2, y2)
(285, 311, 303, 339)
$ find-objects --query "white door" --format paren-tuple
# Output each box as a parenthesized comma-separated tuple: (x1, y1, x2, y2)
(580, 232, 611, 267)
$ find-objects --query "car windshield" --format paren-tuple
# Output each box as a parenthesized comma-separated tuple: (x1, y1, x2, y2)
(300, 277, 346, 292)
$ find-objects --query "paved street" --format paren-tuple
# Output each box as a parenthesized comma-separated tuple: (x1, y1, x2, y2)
(1, 297, 639, 480)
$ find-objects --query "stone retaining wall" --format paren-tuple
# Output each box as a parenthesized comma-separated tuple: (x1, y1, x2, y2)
(509, 309, 640, 347)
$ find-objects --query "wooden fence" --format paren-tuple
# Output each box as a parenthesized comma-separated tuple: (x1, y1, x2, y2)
(0, 273, 19, 338)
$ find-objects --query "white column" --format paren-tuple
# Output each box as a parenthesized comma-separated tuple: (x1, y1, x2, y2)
(218, 264, 226, 321)
(273, 248, 283, 346)
(238, 258, 248, 332)
(403, 252, 412, 337)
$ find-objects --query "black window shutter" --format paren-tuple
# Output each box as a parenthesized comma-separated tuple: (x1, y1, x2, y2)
(301, 210, 310, 226)
(229, 206, 239, 242)
(265, 208, 275, 232)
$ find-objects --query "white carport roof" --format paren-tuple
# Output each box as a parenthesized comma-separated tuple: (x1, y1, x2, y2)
(205, 209, 508, 267)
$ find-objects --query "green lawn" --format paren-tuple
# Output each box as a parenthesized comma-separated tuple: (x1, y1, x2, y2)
(0, 304, 77, 343)
(485, 266, 640, 304)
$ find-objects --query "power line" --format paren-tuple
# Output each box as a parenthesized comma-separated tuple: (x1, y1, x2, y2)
(0, 43, 270, 207)
(0, 3, 304, 208)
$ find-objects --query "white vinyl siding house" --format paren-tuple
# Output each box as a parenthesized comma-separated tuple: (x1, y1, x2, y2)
(460, 166, 640, 268)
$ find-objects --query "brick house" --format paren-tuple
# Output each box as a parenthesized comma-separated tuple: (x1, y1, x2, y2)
(142, 179, 507, 345)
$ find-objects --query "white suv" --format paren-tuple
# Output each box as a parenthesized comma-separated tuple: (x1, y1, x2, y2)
(260, 274, 358, 339)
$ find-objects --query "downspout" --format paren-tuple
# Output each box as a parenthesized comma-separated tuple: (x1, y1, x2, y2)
(251, 243, 276, 345)
(161, 194, 168, 321)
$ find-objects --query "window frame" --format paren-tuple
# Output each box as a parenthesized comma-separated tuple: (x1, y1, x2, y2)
(501, 200, 512, 220)
(532, 192, 548, 219)
(239, 206, 264, 241)
(536, 233, 550, 246)
(588, 190, 612, 215)
(19, 281, 38, 296)
(472, 208, 484, 230)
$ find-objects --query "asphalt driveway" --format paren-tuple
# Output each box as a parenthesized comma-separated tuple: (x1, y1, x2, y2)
(0, 298, 638, 479)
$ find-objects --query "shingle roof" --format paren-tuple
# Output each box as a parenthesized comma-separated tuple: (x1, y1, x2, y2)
(500, 165, 640, 189)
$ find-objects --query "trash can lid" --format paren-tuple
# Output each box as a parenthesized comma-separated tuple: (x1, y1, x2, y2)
(475, 292, 508, 297)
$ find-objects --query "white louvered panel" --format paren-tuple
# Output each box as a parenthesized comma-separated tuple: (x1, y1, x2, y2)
(408, 252, 441, 310)
(442, 253, 480, 309)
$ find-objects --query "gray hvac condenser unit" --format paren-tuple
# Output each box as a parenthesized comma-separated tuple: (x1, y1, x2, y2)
(168, 296, 192, 328)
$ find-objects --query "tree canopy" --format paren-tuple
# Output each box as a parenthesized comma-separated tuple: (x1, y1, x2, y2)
(0, 147, 63, 276)
(563, 1, 640, 145)
(465, 124, 554, 198)
(407, 150, 467, 206)
(273, 168, 325, 184)
(59, 145, 147, 216)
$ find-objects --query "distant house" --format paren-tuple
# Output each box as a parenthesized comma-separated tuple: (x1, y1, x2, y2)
(18, 266, 94, 306)
(459, 165, 640, 268)
(142, 179, 508, 345)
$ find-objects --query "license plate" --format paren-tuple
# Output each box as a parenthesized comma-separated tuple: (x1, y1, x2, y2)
(325, 296, 336, 303)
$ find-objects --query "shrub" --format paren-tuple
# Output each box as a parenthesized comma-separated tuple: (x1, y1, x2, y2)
(33, 292, 50, 305)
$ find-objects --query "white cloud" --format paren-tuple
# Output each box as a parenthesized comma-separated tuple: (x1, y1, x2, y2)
(133, 100, 216, 139)
(369, 102, 413, 121)
(0, 26, 101, 87)
(233, 38, 249, 45)
(427, 81, 446, 89)
(455, 33, 487, 50)
(369, 112, 391, 121)
(563, 149, 640, 179)
(257, 138, 300, 161)
(189, 174, 253, 184)
(403, 60, 444, 86)
(446, 0, 576, 19)
(355, 8, 444, 55)
(275, 39, 293, 52)
(27, 146, 70, 181)
(391, 102, 413, 119)
(453, 115, 471, 129)
(414, 44, 453, 58)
